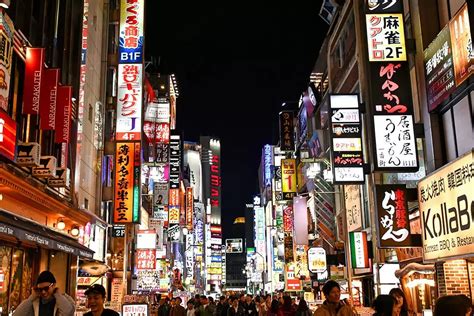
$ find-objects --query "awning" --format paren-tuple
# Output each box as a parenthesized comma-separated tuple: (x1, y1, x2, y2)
(0, 209, 94, 259)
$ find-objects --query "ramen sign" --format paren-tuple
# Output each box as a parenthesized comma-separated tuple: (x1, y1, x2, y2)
(418, 150, 474, 262)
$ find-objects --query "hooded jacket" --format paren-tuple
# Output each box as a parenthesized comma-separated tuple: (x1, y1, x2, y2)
(13, 292, 75, 316)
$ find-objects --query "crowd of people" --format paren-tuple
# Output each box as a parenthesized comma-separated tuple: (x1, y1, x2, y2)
(9, 271, 474, 316)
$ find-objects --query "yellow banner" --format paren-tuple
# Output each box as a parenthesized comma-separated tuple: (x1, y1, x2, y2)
(419, 150, 474, 261)
(281, 159, 297, 193)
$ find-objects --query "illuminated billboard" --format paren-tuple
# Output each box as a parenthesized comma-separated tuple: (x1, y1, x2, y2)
(225, 239, 243, 253)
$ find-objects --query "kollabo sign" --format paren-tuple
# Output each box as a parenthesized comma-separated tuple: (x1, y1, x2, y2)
(419, 150, 474, 262)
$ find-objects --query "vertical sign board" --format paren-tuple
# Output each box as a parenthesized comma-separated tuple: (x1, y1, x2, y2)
(0, 111, 16, 160)
(279, 111, 294, 151)
(293, 196, 308, 245)
(264, 144, 273, 187)
(39, 69, 60, 130)
(307, 247, 326, 273)
(0, 12, 14, 112)
(168, 188, 180, 224)
(22, 48, 45, 115)
(349, 231, 369, 269)
(114, 143, 140, 223)
(450, 3, 474, 86)
(418, 150, 474, 262)
(375, 185, 413, 248)
(186, 187, 193, 230)
(329, 94, 365, 183)
(344, 185, 363, 232)
(169, 134, 180, 189)
(210, 139, 221, 219)
(55, 86, 72, 144)
(116, 0, 144, 141)
(281, 159, 297, 200)
(119, 0, 144, 63)
(424, 26, 456, 112)
(365, 1, 418, 172)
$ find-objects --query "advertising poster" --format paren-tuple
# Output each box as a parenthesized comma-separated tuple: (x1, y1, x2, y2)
(225, 239, 243, 253)
(122, 303, 148, 316)
(344, 185, 363, 232)
(308, 247, 326, 273)
(419, 150, 474, 261)
(349, 232, 369, 269)
(449, 3, 474, 86)
(0, 12, 13, 112)
(281, 159, 297, 199)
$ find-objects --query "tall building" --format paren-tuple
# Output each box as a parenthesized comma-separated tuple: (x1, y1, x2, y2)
(224, 217, 247, 291)
(0, 0, 110, 313)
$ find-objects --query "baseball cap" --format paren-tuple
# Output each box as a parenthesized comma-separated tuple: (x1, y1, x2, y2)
(84, 284, 106, 297)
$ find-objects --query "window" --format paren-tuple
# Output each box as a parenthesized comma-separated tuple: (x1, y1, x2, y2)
(88, 104, 93, 123)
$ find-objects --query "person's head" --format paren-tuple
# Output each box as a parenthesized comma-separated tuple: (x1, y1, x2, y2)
(246, 294, 253, 304)
(171, 298, 177, 306)
(159, 298, 166, 306)
(220, 295, 226, 303)
(85, 284, 106, 313)
(240, 294, 246, 302)
(201, 295, 208, 305)
(434, 295, 472, 316)
(282, 296, 292, 310)
(389, 288, 408, 312)
(209, 296, 214, 304)
(187, 300, 194, 309)
(297, 299, 308, 311)
(291, 298, 296, 305)
(270, 299, 280, 313)
(35, 271, 57, 300)
(232, 297, 239, 308)
(322, 280, 341, 304)
(372, 295, 396, 316)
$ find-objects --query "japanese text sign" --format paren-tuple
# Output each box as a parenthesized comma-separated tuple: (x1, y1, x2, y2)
(116, 64, 142, 141)
(279, 111, 294, 151)
(136, 249, 156, 270)
(55, 86, 72, 143)
(366, 13, 406, 61)
(119, 0, 144, 63)
(0, 111, 16, 160)
(0, 12, 14, 112)
(122, 303, 148, 316)
(40, 69, 59, 130)
(366, 0, 403, 13)
(329, 94, 365, 183)
(424, 26, 456, 111)
(281, 159, 297, 199)
(375, 184, 412, 247)
(186, 187, 193, 230)
(419, 150, 474, 262)
(169, 134, 181, 189)
(283, 205, 294, 233)
(114, 142, 140, 223)
(345, 185, 363, 232)
(349, 231, 369, 268)
(307, 247, 326, 273)
(373, 115, 417, 169)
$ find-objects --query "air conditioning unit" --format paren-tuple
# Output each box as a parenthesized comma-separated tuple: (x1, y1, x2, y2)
(32, 156, 57, 178)
(16, 142, 40, 167)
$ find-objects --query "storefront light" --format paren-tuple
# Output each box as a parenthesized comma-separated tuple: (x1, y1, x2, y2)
(70, 226, 80, 237)
(56, 218, 66, 230)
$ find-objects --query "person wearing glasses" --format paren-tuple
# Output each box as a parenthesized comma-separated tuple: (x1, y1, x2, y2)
(13, 270, 75, 316)
(84, 284, 119, 316)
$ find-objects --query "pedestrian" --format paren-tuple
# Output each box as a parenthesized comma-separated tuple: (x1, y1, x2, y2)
(389, 288, 413, 316)
(82, 284, 119, 316)
(208, 297, 217, 316)
(13, 270, 75, 316)
(434, 295, 472, 316)
(372, 295, 396, 316)
(277, 296, 295, 316)
(170, 297, 187, 316)
(295, 299, 310, 316)
(158, 298, 170, 316)
(268, 300, 279, 316)
(243, 295, 258, 316)
(187, 301, 196, 316)
(216, 295, 229, 316)
(313, 280, 354, 316)
(228, 297, 244, 316)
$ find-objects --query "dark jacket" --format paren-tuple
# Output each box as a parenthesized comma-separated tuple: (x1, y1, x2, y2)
(170, 305, 187, 316)
(243, 302, 258, 316)
(227, 305, 245, 316)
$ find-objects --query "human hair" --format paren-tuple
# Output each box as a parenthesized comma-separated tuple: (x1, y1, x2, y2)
(434, 295, 472, 316)
(270, 299, 280, 313)
(389, 287, 409, 314)
(297, 299, 308, 311)
(322, 280, 340, 298)
(373, 295, 395, 316)
(282, 296, 292, 311)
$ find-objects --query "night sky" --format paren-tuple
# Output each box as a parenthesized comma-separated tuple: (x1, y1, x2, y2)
(146, 1, 329, 238)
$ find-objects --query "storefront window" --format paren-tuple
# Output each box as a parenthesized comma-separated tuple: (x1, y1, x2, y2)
(453, 96, 472, 156)
(442, 109, 457, 161)
(0, 246, 12, 315)
(8, 249, 24, 310)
